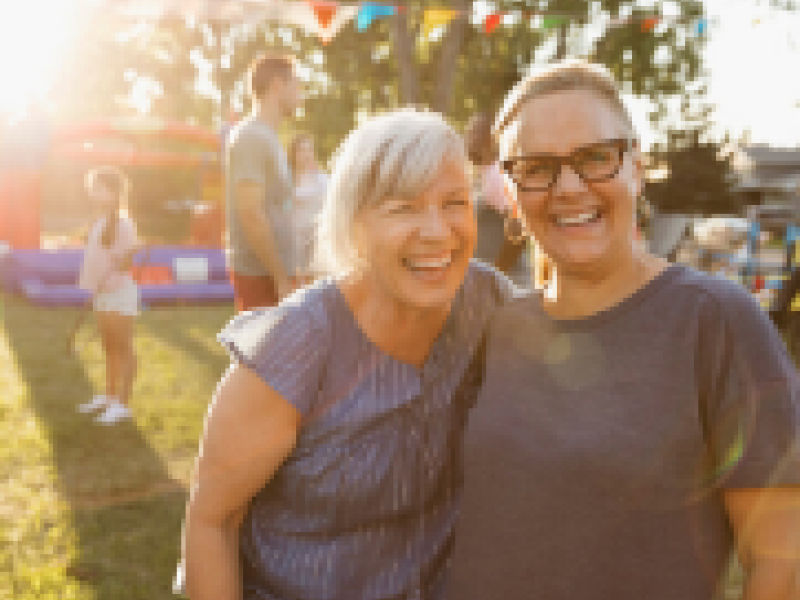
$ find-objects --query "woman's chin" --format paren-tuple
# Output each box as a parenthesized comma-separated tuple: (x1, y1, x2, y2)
(396, 268, 466, 309)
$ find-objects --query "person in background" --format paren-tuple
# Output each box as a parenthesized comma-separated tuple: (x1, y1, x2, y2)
(77, 166, 141, 425)
(465, 112, 528, 287)
(447, 59, 800, 600)
(288, 132, 328, 285)
(181, 108, 513, 600)
(226, 53, 303, 312)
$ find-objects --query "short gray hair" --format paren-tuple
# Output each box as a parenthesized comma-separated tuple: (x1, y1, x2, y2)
(494, 59, 636, 157)
(315, 108, 466, 275)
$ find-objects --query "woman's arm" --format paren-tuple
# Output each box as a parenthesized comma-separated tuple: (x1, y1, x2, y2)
(184, 363, 302, 600)
(724, 488, 800, 600)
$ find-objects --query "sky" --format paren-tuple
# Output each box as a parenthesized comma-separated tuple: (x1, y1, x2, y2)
(0, 0, 798, 153)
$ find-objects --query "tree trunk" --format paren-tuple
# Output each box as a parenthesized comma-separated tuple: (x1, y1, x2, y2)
(556, 22, 568, 60)
(211, 20, 229, 128)
(393, 9, 421, 106)
(432, 0, 470, 115)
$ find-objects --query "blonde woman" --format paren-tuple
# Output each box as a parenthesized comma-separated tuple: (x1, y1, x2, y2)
(181, 109, 513, 600)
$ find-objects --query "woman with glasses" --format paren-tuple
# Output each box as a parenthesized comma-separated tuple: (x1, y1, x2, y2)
(447, 60, 800, 600)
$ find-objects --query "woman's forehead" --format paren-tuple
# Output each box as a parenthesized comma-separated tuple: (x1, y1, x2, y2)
(516, 89, 630, 154)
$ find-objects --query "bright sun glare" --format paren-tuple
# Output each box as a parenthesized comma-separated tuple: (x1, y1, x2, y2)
(0, 1, 77, 117)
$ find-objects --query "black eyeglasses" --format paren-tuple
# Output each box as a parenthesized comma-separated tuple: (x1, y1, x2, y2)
(501, 138, 635, 192)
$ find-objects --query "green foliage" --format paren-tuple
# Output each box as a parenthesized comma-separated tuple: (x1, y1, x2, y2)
(49, 0, 792, 164)
(645, 94, 740, 216)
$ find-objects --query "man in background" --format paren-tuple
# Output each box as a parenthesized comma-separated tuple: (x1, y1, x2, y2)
(225, 54, 302, 311)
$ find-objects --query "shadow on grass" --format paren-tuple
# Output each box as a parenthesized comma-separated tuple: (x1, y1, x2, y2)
(1, 295, 183, 597)
(137, 303, 233, 373)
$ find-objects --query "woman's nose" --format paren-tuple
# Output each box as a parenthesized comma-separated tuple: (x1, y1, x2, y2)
(418, 204, 450, 239)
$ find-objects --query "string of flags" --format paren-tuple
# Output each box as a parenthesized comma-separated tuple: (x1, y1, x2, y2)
(92, 1, 725, 45)
(268, 2, 719, 44)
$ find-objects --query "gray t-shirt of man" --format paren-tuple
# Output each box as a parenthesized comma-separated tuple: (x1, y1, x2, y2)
(447, 264, 800, 600)
(225, 115, 294, 277)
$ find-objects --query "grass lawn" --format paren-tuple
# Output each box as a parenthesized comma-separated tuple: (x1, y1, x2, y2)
(1, 294, 232, 599)
(2, 290, 789, 598)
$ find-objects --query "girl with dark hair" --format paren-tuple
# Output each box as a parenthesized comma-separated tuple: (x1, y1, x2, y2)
(77, 166, 141, 424)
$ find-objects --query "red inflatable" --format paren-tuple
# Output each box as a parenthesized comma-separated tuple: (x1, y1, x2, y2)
(0, 170, 41, 249)
(0, 119, 222, 249)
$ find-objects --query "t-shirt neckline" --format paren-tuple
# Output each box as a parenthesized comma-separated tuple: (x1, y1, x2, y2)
(537, 264, 685, 331)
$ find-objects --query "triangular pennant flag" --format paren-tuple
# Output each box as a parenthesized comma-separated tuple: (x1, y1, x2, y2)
(264, 1, 356, 44)
(541, 16, 563, 29)
(422, 8, 458, 39)
(695, 18, 707, 36)
(484, 13, 502, 34)
(640, 16, 660, 32)
(357, 3, 397, 31)
(308, 1, 337, 30)
(317, 4, 359, 43)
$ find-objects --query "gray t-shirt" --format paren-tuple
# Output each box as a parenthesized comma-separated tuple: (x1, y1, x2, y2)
(447, 265, 800, 600)
(225, 116, 294, 276)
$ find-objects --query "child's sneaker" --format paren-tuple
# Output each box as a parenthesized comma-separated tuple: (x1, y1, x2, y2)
(95, 402, 132, 425)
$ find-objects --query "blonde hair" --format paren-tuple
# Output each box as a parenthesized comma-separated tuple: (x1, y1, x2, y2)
(314, 108, 466, 275)
(494, 59, 635, 157)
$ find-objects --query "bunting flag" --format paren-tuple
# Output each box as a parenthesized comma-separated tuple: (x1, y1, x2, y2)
(262, 0, 358, 43)
(484, 13, 502, 34)
(316, 3, 359, 43)
(422, 8, 458, 39)
(102, 0, 726, 45)
(309, 1, 338, 29)
(356, 3, 397, 31)
(540, 16, 565, 29)
(695, 18, 707, 36)
(640, 17, 660, 32)
(91, 0, 727, 45)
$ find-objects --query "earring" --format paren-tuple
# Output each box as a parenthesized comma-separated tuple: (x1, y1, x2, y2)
(504, 213, 529, 244)
(503, 204, 529, 244)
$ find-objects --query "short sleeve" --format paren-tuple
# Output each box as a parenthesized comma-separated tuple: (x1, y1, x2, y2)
(218, 291, 330, 417)
(229, 131, 270, 189)
(699, 282, 800, 488)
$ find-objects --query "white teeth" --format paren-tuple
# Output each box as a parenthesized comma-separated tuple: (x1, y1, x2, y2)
(556, 211, 600, 226)
(407, 256, 452, 269)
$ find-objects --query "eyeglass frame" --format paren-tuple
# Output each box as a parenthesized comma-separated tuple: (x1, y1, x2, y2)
(500, 138, 637, 192)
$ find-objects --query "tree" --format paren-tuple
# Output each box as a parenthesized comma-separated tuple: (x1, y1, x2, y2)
(233, 0, 709, 159)
(645, 91, 739, 215)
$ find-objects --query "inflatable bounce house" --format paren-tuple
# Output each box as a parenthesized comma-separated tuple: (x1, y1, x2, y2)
(0, 118, 233, 307)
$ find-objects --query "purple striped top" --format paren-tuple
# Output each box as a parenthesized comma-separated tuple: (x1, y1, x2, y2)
(218, 260, 514, 600)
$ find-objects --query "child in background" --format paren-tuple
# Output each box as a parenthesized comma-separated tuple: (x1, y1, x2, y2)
(77, 166, 141, 424)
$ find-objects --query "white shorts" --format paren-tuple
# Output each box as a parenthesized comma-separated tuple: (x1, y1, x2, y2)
(94, 280, 140, 317)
